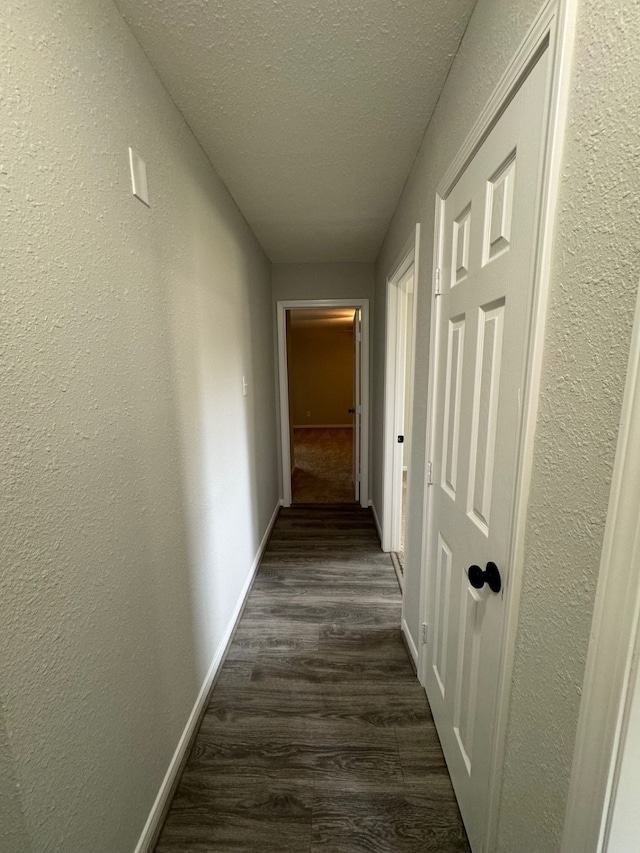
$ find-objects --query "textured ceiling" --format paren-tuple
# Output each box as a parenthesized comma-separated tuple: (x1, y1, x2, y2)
(114, 0, 477, 262)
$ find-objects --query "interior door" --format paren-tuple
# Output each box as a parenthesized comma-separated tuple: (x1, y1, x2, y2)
(424, 52, 549, 852)
(353, 309, 362, 502)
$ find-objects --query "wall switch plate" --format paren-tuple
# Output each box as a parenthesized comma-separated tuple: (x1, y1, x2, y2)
(128, 147, 150, 207)
(242, 377, 248, 397)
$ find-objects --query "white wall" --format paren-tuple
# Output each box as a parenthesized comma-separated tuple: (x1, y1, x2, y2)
(272, 262, 375, 302)
(0, 2, 279, 851)
(372, 0, 640, 849)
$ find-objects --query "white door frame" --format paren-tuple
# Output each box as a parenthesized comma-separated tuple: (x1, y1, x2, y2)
(276, 298, 370, 508)
(381, 225, 420, 553)
(418, 0, 578, 848)
(561, 283, 640, 853)
(352, 308, 362, 502)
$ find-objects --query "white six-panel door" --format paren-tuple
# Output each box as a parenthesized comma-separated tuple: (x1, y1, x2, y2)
(424, 50, 549, 852)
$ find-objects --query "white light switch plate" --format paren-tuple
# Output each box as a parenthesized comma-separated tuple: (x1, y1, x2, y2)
(128, 147, 150, 207)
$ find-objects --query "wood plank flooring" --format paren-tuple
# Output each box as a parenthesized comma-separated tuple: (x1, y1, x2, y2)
(155, 505, 470, 853)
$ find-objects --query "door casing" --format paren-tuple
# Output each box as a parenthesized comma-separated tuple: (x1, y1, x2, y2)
(276, 298, 370, 508)
(382, 226, 420, 555)
(418, 0, 578, 848)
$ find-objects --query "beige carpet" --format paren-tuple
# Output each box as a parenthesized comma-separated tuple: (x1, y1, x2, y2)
(292, 427, 355, 503)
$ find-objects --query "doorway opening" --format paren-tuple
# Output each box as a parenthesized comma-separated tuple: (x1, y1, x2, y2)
(277, 299, 369, 508)
(288, 308, 356, 503)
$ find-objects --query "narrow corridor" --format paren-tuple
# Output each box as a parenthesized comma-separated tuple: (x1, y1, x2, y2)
(155, 505, 469, 852)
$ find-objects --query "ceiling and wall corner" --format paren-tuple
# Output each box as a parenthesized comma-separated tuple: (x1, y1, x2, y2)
(112, 0, 478, 263)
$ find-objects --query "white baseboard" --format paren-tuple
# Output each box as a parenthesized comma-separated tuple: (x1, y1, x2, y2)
(133, 499, 280, 853)
(402, 617, 419, 669)
(370, 500, 383, 544)
(390, 552, 404, 593)
(292, 423, 353, 429)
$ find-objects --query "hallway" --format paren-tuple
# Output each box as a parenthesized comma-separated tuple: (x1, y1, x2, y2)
(154, 505, 469, 852)
(4, 1, 639, 850)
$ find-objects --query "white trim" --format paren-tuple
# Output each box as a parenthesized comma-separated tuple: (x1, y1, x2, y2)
(381, 224, 420, 552)
(390, 552, 404, 593)
(133, 500, 280, 853)
(561, 286, 640, 853)
(276, 299, 370, 508)
(417, 0, 578, 849)
(402, 617, 419, 669)
(437, 0, 562, 198)
(370, 499, 383, 544)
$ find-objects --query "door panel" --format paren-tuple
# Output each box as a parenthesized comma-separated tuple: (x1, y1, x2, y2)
(433, 531, 452, 697)
(442, 318, 465, 499)
(424, 50, 549, 852)
(468, 301, 504, 532)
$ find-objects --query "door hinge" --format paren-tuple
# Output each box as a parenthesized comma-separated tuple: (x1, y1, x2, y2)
(356, 331, 362, 342)
(427, 461, 433, 485)
(421, 622, 429, 645)
(434, 267, 442, 297)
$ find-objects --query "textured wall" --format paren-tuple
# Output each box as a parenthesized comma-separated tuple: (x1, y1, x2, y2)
(0, 700, 30, 853)
(497, 1, 640, 849)
(373, 0, 640, 849)
(0, 2, 278, 851)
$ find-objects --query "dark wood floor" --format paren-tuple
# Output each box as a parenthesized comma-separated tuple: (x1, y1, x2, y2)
(155, 504, 470, 852)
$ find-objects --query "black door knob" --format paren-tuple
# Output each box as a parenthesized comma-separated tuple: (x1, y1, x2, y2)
(468, 562, 501, 594)
(348, 408, 355, 414)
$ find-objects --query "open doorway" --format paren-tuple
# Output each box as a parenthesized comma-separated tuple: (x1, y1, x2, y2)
(277, 299, 370, 508)
(287, 308, 356, 502)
